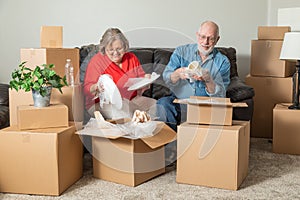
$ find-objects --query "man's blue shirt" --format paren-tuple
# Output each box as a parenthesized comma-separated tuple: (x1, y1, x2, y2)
(163, 43, 230, 99)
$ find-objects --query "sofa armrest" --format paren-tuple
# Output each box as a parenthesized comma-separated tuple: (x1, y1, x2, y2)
(0, 83, 9, 106)
(0, 105, 9, 129)
(226, 76, 255, 102)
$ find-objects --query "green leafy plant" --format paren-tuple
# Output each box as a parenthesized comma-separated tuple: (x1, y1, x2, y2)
(9, 61, 68, 97)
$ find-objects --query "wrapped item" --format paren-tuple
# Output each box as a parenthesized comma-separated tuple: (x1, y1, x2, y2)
(77, 114, 159, 138)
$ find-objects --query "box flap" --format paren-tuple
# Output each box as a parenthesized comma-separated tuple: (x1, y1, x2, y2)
(2, 125, 75, 135)
(75, 127, 127, 139)
(76, 120, 176, 147)
(140, 121, 176, 149)
(174, 96, 247, 107)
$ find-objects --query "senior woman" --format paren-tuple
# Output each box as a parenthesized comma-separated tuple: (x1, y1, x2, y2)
(83, 28, 156, 119)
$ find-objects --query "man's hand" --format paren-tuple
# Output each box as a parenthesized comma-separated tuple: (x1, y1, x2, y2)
(170, 67, 189, 83)
(191, 69, 211, 82)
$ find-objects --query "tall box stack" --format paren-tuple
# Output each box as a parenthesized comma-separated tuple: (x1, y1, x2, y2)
(245, 26, 293, 138)
(0, 26, 84, 195)
(11, 26, 84, 124)
(175, 96, 250, 190)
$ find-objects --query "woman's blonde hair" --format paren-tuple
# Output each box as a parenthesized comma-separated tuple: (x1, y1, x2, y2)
(99, 28, 129, 54)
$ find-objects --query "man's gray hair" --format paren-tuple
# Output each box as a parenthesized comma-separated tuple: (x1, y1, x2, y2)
(99, 28, 129, 54)
(200, 21, 219, 37)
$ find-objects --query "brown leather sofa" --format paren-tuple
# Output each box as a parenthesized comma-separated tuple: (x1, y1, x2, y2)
(79, 45, 255, 124)
(0, 83, 9, 129)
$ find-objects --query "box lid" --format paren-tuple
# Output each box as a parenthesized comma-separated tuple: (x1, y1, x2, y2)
(1, 124, 75, 134)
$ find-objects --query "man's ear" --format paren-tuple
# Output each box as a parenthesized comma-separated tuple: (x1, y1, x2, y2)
(215, 36, 220, 43)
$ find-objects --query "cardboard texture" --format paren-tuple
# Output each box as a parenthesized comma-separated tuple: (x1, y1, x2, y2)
(20, 48, 79, 83)
(0, 125, 83, 196)
(86, 121, 176, 186)
(9, 84, 84, 126)
(245, 74, 293, 138)
(176, 120, 250, 190)
(257, 26, 291, 40)
(175, 96, 233, 126)
(17, 104, 68, 130)
(250, 40, 295, 77)
(273, 103, 300, 155)
(40, 26, 63, 48)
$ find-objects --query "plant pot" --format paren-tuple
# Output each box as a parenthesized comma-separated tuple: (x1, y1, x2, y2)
(32, 86, 52, 107)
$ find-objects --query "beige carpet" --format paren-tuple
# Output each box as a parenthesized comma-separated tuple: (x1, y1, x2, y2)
(1, 138, 300, 200)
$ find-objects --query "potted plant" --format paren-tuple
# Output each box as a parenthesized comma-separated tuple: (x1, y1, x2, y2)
(9, 61, 68, 107)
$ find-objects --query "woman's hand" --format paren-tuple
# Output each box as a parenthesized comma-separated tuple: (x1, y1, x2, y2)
(144, 73, 151, 79)
(90, 83, 105, 99)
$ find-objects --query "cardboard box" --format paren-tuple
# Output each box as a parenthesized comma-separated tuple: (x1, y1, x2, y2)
(257, 26, 291, 40)
(0, 125, 83, 196)
(17, 104, 68, 130)
(50, 85, 84, 122)
(9, 84, 84, 126)
(40, 26, 63, 48)
(245, 74, 293, 138)
(250, 40, 295, 77)
(78, 119, 176, 186)
(273, 103, 300, 155)
(176, 120, 250, 190)
(20, 48, 79, 83)
(174, 96, 247, 126)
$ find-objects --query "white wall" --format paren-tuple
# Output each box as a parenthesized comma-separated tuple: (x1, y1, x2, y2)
(268, 0, 300, 25)
(0, 0, 269, 83)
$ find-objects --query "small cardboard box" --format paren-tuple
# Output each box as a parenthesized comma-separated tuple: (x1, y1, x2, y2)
(250, 40, 295, 77)
(174, 96, 247, 126)
(257, 26, 291, 40)
(77, 119, 176, 186)
(273, 103, 300, 155)
(9, 84, 84, 126)
(176, 120, 250, 190)
(245, 74, 293, 138)
(40, 26, 63, 48)
(20, 48, 79, 82)
(17, 104, 68, 130)
(0, 125, 83, 196)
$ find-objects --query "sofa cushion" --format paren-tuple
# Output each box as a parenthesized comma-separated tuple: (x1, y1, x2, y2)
(152, 48, 174, 99)
(79, 44, 100, 83)
(216, 47, 238, 78)
(226, 76, 255, 102)
(129, 48, 155, 98)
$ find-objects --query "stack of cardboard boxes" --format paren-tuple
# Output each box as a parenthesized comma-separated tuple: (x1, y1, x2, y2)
(175, 96, 250, 190)
(0, 26, 84, 196)
(245, 26, 294, 138)
(10, 26, 84, 124)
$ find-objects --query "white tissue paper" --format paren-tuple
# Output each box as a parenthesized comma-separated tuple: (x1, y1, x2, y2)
(77, 111, 158, 138)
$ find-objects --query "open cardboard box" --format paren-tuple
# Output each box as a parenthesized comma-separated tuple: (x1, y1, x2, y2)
(174, 96, 247, 126)
(77, 118, 176, 186)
